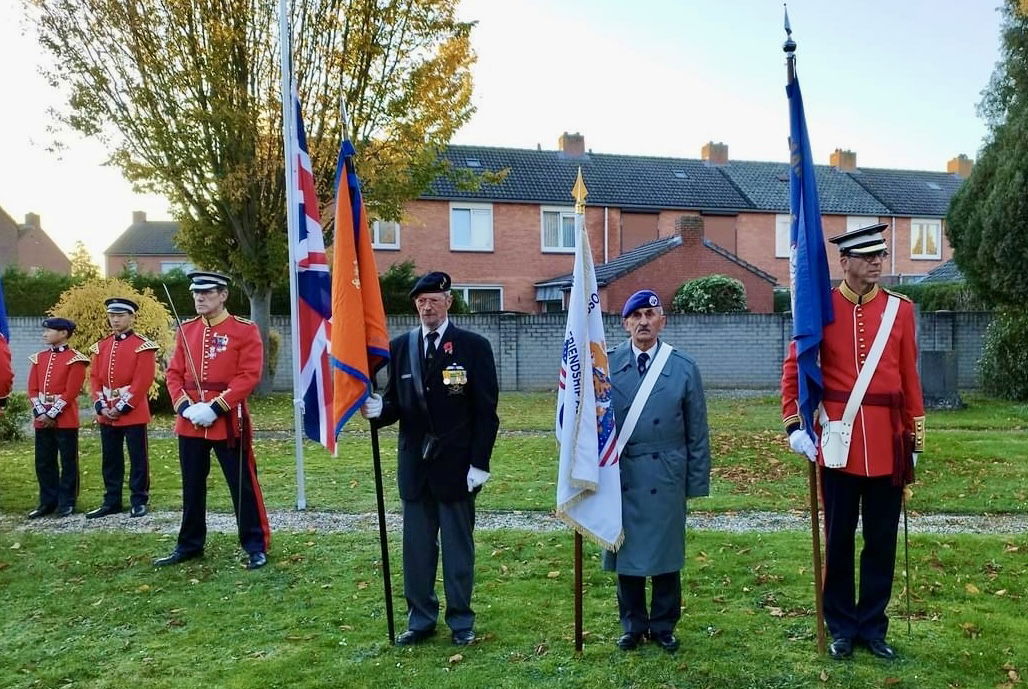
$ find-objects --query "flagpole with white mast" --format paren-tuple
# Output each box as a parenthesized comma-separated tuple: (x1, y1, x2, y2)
(278, 0, 308, 510)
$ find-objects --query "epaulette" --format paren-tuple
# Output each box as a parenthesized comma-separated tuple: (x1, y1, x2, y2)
(883, 288, 912, 302)
(89, 342, 100, 356)
(181, 316, 200, 324)
(135, 338, 160, 353)
(68, 349, 91, 365)
(233, 315, 254, 325)
(28, 352, 38, 365)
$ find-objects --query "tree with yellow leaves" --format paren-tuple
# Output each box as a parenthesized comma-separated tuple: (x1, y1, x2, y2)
(28, 0, 477, 391)
(49, 278, 174, 398)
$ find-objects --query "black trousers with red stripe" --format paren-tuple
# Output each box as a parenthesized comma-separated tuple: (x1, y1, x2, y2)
(99, 423, 150, 509)
(176, 435, 270, 555)
(820, 469, 903, 643)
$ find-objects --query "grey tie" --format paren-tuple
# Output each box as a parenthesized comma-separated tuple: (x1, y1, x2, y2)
(637, 352, 650, 376)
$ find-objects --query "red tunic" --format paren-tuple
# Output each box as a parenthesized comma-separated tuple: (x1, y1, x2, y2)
(166, 311, 263, 441)
(28, 345, 90, 429)
(782, 283, 926, 478)
(89, 330, 159, 426)
(0, 335, 12, 404)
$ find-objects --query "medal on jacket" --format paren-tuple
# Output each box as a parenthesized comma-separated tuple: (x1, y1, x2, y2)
(442, 365, 467, 395)
(208, 334, 229, 359)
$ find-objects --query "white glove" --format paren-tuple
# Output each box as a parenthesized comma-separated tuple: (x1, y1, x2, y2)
(788, 429, 818, 462)
(361, 393, 383, 419)
(186, 403, 218, 427)
(467, 466, 491, 492)
(913, 452, 919, 468)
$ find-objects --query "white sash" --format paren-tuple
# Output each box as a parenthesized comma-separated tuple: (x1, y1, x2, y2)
(820, 294, 900, 468)
(615, 342, 674, 457)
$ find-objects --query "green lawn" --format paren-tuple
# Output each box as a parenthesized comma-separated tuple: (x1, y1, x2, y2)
(2, 393, 1027, 515)
(1, 529, 1025, 689)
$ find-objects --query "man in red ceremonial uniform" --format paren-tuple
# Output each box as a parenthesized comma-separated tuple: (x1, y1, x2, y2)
(0, 333, 12, 411)
(27, 317, 89, 518)
(155, 271, 270, 570)
(87, 297, 158, 519)
(781, 224, 925, 661)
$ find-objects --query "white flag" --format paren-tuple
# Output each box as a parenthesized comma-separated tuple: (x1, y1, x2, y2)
(555, 206, 623, 551)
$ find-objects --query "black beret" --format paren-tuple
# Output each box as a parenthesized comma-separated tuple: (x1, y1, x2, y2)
(42, 317, 76, 333)
(409, 271, 452, 300)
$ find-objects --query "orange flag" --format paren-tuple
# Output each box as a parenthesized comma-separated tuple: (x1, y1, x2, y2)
(330, 138, 390, 439)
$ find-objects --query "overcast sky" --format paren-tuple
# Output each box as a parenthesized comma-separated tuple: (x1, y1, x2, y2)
(0, 0, 1004, 270)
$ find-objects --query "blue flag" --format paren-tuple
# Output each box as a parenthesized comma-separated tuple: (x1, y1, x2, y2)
(0, 274, 9, 341)
(787, 76, 834, 440)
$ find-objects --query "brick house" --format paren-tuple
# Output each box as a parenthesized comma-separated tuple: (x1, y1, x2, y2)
(104, 211, 194, 276)
(0, 207, 71, 274)
(372, 135, 969, 313)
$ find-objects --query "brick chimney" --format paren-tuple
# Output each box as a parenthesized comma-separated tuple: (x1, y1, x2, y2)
(132, 210, 147, 224)
(830, 148, 857, 172)
(675, 214, 705, 246)
(701, 141, 729, 165)
(23, 212, 41, 230)
(558, 131, 585, 157)
(947, 154, 973, 179)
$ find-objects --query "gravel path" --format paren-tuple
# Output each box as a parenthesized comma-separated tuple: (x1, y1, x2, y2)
(4, 509, 1027, 536)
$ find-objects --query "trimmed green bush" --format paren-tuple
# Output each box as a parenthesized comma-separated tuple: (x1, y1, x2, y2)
(980, 310, 1028, 401)
(888, 282, 991, 311)
(671, 274, 747, 313)
(0, 393, 31, 442)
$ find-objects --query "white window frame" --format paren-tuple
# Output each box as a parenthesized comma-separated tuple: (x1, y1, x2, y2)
(774, 214, 791, 258)
(452, 284, 504, 312)
(449, 202, 494, 252)
(371, 220, 400, 250)
(540, 206, 577, 253)
(910, 218, 942, 260)
(160, 261, 195, 274)
(846, 216, 879, 233)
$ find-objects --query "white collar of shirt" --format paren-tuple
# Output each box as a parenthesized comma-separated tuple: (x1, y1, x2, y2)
(630, 340, 659, 369)
(421, 319, 449, 354)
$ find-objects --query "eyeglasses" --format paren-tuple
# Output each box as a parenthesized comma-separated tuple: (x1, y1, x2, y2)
(849, 250, 889, 262)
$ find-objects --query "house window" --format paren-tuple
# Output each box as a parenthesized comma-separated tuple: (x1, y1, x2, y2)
(846, 216, 878, 232)
(160, 261, 195, 274)
(911, 218, 942, 260)
(775, 214, 791, 258)
(372, 220, 400, 250)
(541, 207, 576, 252)
(452, 284, 503, 312)
(450, 203, 493, 252)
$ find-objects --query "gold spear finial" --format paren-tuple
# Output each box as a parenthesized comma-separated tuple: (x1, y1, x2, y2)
(572, 166, 588, 214)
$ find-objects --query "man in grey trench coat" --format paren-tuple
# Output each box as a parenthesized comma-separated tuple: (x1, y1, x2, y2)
(603, 289, 711, 653)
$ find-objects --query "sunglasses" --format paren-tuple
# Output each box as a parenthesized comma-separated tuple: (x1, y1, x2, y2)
(847, 250, 889, 262)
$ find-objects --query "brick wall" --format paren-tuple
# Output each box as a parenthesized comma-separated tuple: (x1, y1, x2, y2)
(106, 255, 187, 276)
(8, 312, 992, 394)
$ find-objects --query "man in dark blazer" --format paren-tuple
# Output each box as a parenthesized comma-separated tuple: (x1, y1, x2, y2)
(362, 271, 499, 647)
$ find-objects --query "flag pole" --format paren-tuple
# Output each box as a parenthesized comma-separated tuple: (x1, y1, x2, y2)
(784, 6, 826, 655)
(574, 532, 583, 653)
(278, 0, 307, 510)
(339, 94, 396, 644)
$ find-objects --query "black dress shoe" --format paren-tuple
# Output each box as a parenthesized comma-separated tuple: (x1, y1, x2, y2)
(130, 505, 148, 518)
(85, 504, 123, 519)
(451, 629, 476, 646)
(27, 505, 56, 519)
(616, 632, 644, 651)
(56, 505, 74, 518)
(650, 630, 680, 653)
(828, 637, 854, 660)
(152, 549, 203, 567)
(245, 552, 268, 570)
(395, 628, 436, 646)
(865, 638, 897, 660)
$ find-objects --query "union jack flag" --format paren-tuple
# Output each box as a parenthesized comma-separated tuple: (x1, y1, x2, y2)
(289, 93, 335, 453)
